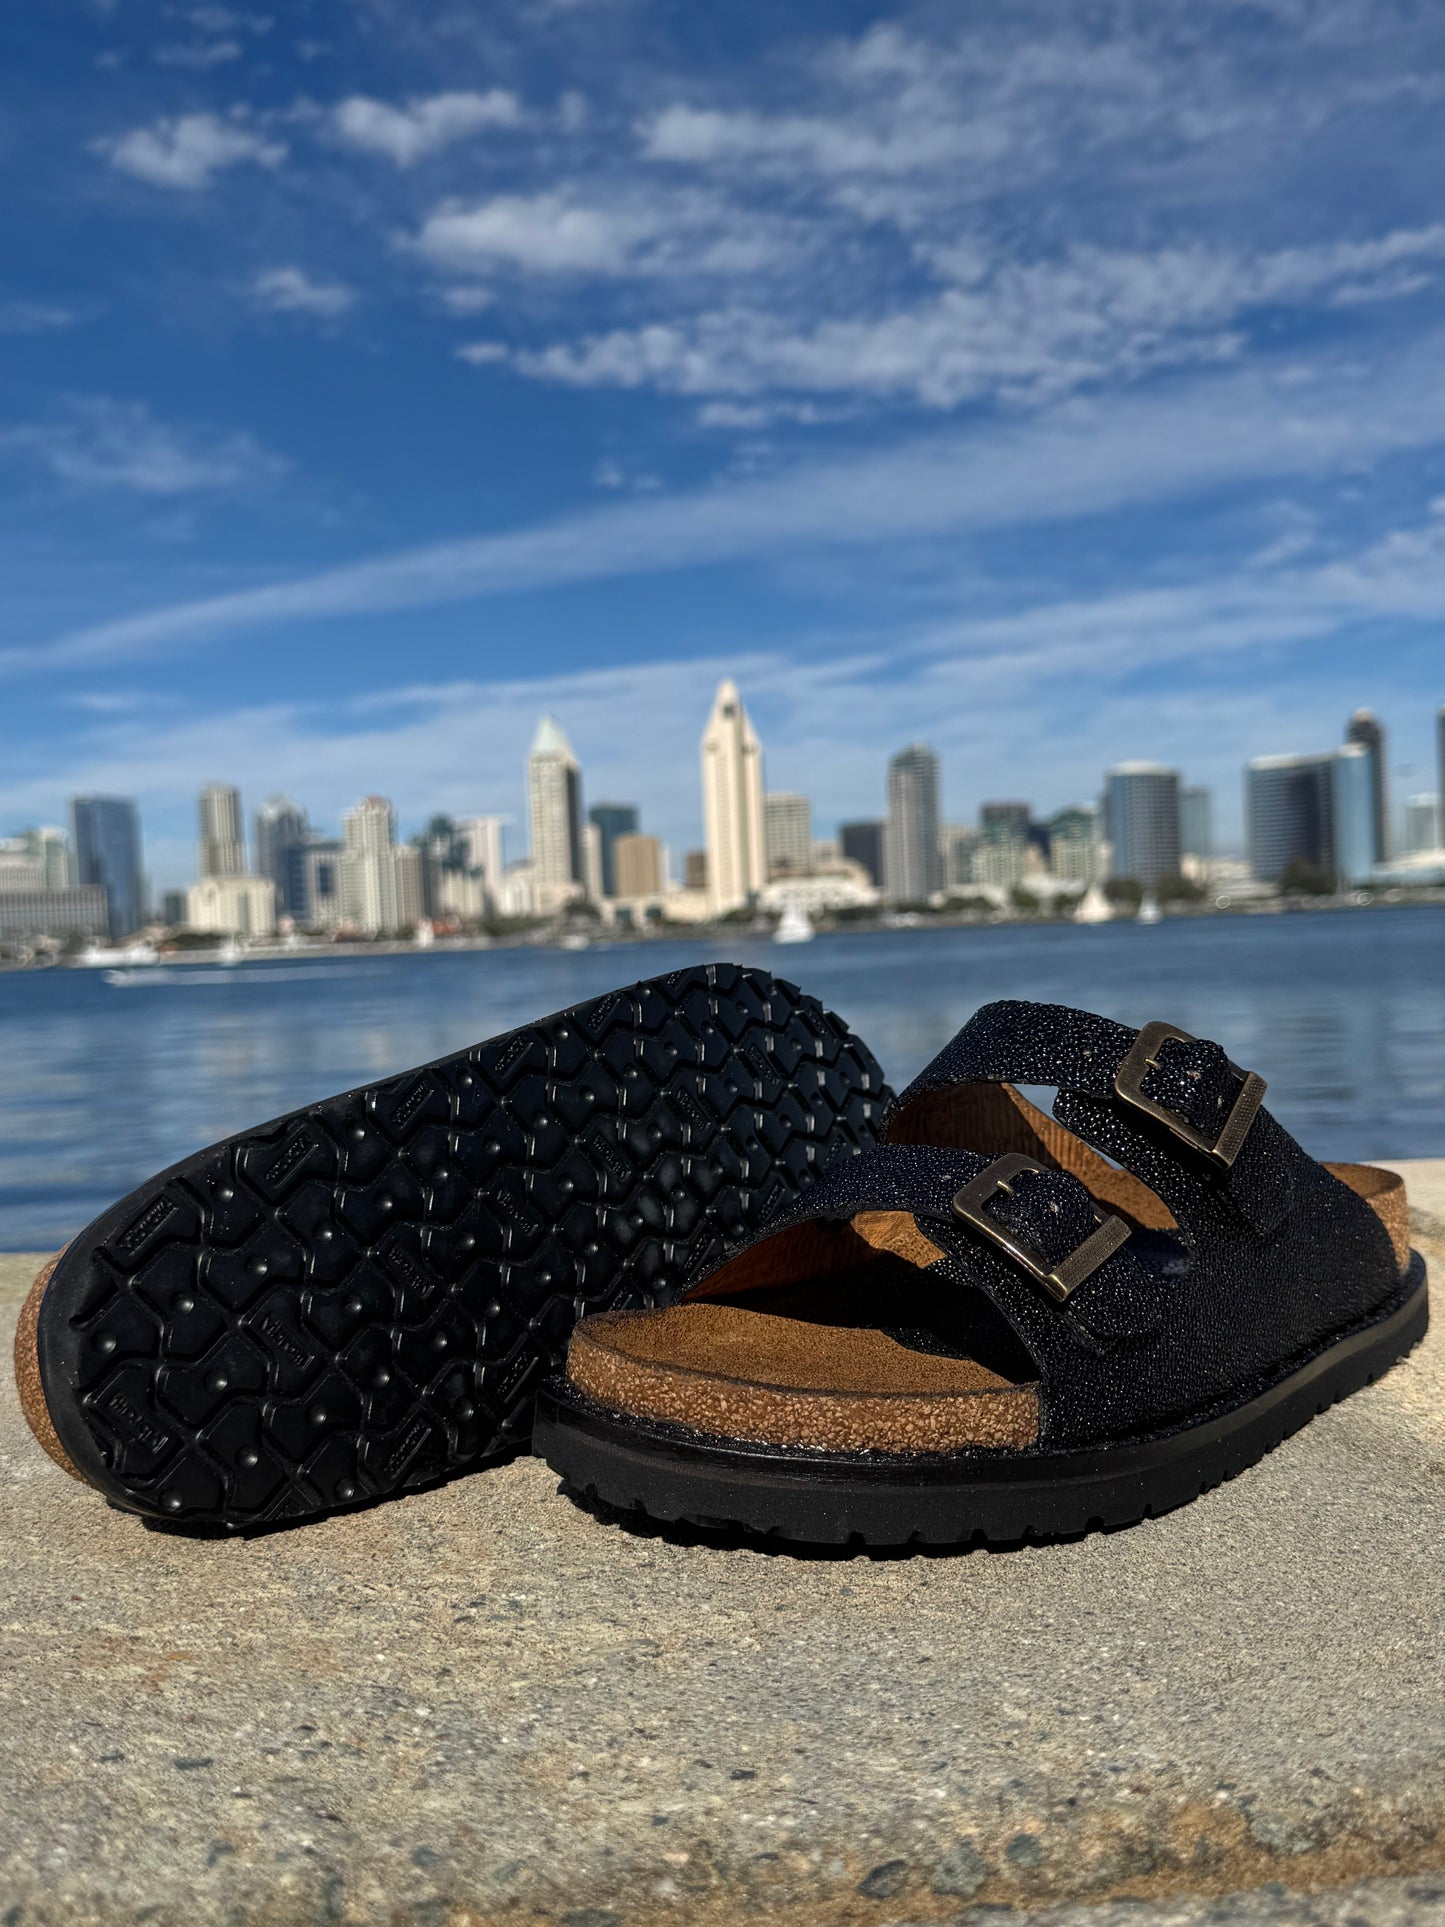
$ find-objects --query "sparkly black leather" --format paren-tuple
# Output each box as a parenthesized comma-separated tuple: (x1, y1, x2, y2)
(700, 1001, 1410, 1449)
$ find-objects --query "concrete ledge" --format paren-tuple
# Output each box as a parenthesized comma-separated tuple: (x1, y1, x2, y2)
(2, 1163, 1442, 1927)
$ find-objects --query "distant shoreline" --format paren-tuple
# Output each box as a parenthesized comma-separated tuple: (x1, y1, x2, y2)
(3, 887, 1443, 975)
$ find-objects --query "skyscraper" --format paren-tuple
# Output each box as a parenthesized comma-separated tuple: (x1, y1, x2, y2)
(199, 784, 246, 878)
(588, 803, 639, 898)
(701, 679, 766, 914)
(254, 796, 310, 918)
(1047, 806, 1100, 885)
(764, 792, 813, 877)
(1332, 741, 1376, 887)
(528, 715, 585, 903)
(341, 796, 422, 934)
(614, 833, 664, 899)
(884, 743, 942, 903)
(1344, 710, 1388, 863)
(1246, 752, 1336, 882)
(1437, 705, 1445, 851)
(1403, 794, 1440, 855)
(1181, 785, 1213, 859)
(840, 821, 885, 886)
(71, 795, 144, 938)
(1106, 764, 1182, 887)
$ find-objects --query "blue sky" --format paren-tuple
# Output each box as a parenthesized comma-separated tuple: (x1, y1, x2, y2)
(3, 0, 1445, 889)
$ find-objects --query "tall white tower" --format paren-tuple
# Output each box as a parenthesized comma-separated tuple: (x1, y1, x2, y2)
(528, 715, 584, 906)
(199, 784, 245, 878)
(701, 679, 766, 914)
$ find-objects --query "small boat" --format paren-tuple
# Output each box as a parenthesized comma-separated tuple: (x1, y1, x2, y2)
(1136, 892, 1163, 926)
(1073, 884, 1113, 924)
(773, 900, 816, 945)
(218, 937, 242, 966)
(558, 930, 590, 952)
(75, 941, 160, 968)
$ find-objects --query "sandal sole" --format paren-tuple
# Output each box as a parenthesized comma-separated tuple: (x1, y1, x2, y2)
(31, 961, 887, 1530)
(534, 1257, 1429, 1548)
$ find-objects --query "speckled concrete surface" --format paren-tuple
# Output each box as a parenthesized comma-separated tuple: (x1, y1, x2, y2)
(1, 1162, 1441, 1927)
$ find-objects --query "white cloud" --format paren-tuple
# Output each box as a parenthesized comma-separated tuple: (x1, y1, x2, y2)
(333, 91, 523, 166)
(98, 112, 285, 190)
(410, 192, 657, 277)
(456, 341, 508, 364)
(154, 39, 243, 69)
(0, 299, 78, 334)
(0, 398, 284, 497)
(250, 266, 356, 318)
(505, 228, 1445, 412)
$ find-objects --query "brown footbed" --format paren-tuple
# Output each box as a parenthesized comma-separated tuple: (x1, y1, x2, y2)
(566, 1085, 1413, 1456)
(14, 1087, 1415, 1479)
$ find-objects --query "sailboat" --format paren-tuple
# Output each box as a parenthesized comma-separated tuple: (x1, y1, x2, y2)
(1136, 892, 1163, 926)
(773, 899, 816, 945)
(1073, 884, 1113, 924)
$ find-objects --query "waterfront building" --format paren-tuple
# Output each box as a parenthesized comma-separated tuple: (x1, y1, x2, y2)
(1107, 764, 1182, 887)
(684, 849, 707, 892)
(701, 679, 766, 914)
(1403, 793, 1440, 856)
(764, 793, 813, 878)
(839, 820, 885, 886)
(588, 804, 639, 899)
(301, 840, 344, 930)
(1246, 752, 1336, 882)
(199, 784, 246, 878)
(1, 827, 73, 891)
(1344, 709, 1388, 863)
(979, 802, 1031, 842)
(341, 796, 422, 935)
(71, 795, 144, 939)
(255, 797, 310, 918)
(161, 890, 186, 927)
(1047, 806, 1100, 885)
(0, 887, 108, 945)
(614, 833, 664, 900)
(187, 874, 278, 941)
(940, 823, 979, 891)
(1181, 785, 1212, 859)
(884, 743, 942, 903)
(528, 715, 586, 907)
(1332, 742, 1377, 887)
(1438, 705, 1445, 846)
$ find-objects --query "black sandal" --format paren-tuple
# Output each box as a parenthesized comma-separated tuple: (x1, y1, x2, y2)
(535, 1000, 1428, 1547)
(15, 962, 887, 1530)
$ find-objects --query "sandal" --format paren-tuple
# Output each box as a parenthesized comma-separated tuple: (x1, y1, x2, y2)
(15, 962, 887, 1530)
(535, 1000, 1427, 1546)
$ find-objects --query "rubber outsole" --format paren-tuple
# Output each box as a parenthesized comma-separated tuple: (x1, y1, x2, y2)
(534, 1258, 1429, 1549)
(32, 961, 888, 1530)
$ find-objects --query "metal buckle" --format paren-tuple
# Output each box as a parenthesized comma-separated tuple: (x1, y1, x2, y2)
(1113, 1020, 1266, 1170)
(951, 1153, 1131, 1304)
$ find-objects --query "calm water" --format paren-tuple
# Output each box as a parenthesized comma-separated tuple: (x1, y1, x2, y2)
(1, 906, 1442, 1250)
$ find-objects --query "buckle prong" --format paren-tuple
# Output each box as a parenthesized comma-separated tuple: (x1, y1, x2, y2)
(951, 1153, 1130, 1304)
(1113, 1020, 1266, 1170)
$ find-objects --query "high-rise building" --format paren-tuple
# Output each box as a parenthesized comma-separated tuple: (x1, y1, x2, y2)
(684, 849, 707, 892)
(71, 795, 144, 939)
(341, 796, 422, 934)
(1106, 764, 1182, 887)
(1437, 705, 1445, 850)
(840, 821, 885, 886)
(255, 796, 310, 917)
(1246, 752, 1337, 882)
(884, 743, 942, 903)
(1047, 806, 1100, 885)
(614, 833, 664, 899)
(979, 802, 1030, 841)
(528, 715, 585, 905)
(1403, 793, 1440, 855)
(2, 827, 73, 891)
(199, 784, 246, 878)
(1332, 742, 1376, 887)
(764, 792, 813, 878)
(303, 840, 345, 930)
(588, 804, 639, 898)
(940, 824, 979, 891)
(161, 890, 187, 927)
(701, 679, 766, 914)
(1344, 709, 1388, 863)
(1181, 785, 1213, 859)
(0, 887, 108, 944)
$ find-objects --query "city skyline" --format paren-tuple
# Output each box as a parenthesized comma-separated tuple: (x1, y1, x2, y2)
(5, 684, 1441, 943)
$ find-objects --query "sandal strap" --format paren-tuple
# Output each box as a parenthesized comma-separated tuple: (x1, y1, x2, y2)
(889, 1000, 1297, 1237)
(731, 1140, 1152, 1345)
